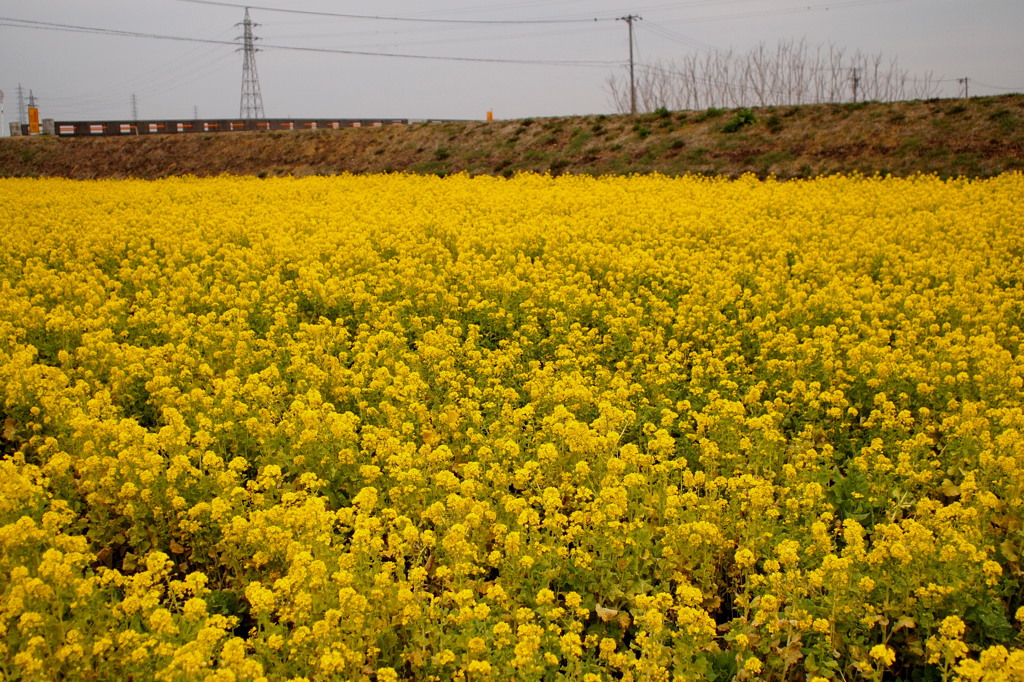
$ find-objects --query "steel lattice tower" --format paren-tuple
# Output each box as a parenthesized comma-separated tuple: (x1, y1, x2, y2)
(237, 8, 265, 119)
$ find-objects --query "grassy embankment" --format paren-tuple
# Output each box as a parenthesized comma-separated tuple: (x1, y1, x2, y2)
(0, 94, 1021, 179)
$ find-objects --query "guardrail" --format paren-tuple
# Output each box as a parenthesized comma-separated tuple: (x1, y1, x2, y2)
(12, 118, 456, 137)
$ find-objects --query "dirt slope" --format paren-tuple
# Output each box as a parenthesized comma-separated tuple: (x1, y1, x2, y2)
(1, 95, 1022, 179)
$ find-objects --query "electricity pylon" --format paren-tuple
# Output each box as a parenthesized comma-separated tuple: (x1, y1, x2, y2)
(238, 8, 265, 119)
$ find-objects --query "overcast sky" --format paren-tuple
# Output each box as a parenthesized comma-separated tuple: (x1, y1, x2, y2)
(1, 0, 1021, 131)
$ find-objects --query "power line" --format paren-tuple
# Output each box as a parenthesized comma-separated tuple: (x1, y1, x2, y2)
(262, 23, 619, 50)
(176, 0, 617, 25)
(399, 0, 621, 19)
(33, 27, 241, 104)
(180, 0, 903, 29)
(264, 41, 620, 67)
(28, 57, 238, 118)
(972, 80, 1024, 92)
(43, 52, 238, 108)
(652, 0, 914, 26)
(0, 17, 240, 43)
(639, 22, 721, 54)
(0, 16, 621, 67)
(257, 20, 621, 56)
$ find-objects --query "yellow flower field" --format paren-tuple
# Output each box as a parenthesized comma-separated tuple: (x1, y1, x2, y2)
(1, 172, 1023, 681)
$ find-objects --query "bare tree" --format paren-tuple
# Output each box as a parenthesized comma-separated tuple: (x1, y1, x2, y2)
(608, 39, 939, 114)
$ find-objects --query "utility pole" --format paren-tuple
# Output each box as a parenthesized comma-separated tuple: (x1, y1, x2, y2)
(957, 77, 969, 99)
(132, 94, 139, 121)
(850, 68, 861, 103)
(618, 14, 641, 115)
(237, 7, 265, 119)
(17, 84, 26, 125)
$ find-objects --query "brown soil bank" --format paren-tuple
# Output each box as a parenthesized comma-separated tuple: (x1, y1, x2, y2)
(2, 95, 1022, 179)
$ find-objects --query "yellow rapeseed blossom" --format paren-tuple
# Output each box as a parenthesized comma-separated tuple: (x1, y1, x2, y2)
(0, 172, 1021, 680)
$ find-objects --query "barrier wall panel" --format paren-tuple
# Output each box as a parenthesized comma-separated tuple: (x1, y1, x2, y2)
(45, 118, 432, 136)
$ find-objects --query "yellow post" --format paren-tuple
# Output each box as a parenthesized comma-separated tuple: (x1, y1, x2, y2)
(486, 110, 493, 122)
